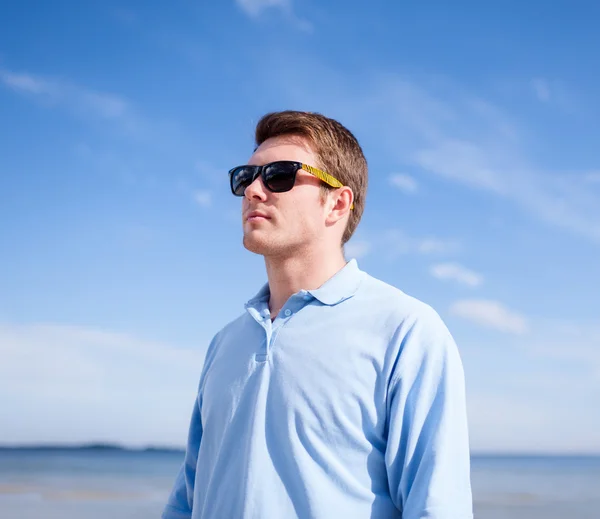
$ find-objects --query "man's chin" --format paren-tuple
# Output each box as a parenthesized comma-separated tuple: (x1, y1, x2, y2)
(243, 234, 272, 255)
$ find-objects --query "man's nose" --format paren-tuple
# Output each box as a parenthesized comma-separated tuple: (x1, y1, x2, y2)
(244, 173, 268, 202)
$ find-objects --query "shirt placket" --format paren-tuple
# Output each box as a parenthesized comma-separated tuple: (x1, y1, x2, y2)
(247, 292, 313, 362)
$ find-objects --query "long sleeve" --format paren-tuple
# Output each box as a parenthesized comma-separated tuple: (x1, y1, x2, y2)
(162, 392, 204, 519)
(162, 332, 222, 519)
(161, 333, 220, 519)
(385, 310, 473, 519)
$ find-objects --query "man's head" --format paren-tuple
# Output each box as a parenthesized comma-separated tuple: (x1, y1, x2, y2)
(232, 110, 368, 258)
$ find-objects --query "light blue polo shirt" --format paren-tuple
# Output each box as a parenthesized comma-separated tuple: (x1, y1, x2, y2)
(162, 260, 472, 519)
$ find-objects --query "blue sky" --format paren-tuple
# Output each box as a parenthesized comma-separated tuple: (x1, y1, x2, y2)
(1, 0, 599, 453)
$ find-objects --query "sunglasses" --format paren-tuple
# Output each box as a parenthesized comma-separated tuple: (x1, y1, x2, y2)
(228, 160, 354, 209)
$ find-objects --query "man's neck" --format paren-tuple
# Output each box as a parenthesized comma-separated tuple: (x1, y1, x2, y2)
(264, 248, 347, 318)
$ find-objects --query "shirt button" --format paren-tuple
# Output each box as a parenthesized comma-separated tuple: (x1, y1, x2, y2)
(284, 309, 292, 317)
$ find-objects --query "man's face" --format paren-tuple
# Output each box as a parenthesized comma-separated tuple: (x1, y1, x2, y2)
(241, 136, 329, 257)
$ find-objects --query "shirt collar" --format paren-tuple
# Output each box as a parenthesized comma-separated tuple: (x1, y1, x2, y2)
(307, 259, 363, 305)
(245, 282, 270, 308)
(245, 259, 363, 308)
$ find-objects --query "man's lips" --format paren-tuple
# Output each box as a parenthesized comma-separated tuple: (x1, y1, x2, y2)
(246, 211, 271, 222)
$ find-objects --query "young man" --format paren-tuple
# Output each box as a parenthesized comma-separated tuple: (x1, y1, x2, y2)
(162, 111, 473, 519)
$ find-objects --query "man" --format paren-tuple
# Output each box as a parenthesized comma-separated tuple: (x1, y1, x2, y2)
(162, 111, 472, 519)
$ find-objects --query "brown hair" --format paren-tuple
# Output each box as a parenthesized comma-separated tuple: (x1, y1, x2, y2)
(255, 110, 368, 245)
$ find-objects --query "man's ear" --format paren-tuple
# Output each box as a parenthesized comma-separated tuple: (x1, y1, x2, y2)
(326, 186, 353, 224)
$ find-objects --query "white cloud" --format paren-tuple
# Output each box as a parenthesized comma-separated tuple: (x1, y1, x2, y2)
(235, 0, 311, 31)
(196, 159, 225, 179)
(430, 263, 483, 287)
(529, 78, 577, 112)
(411, 130, 600, 243)
(272, 67, 600, 242)
(380, 229, 460, 258)
(467, 393, 558, 453)
(236, 0, 290, 17)
(1, 71, 48, 94)
(381, 80, 600, 242)
(416, 237, 460, 254)
(531, 78, 551, 102)
(0, 322, 207, 447)
(585, 171, 600, 184)
(80, 90, 128, 119)
(344, 240, 371, 259)
(413, 138, 507, 194)
(389, 173, 418, 193)
(193, 189, 212, 207)
(382, 229, 412, 256)
(524, 320, 600, 372)
(449, 299, 528, 334)
(467, 390, 600, 454)
(0, 68, 134, 125)
(466, 318, 600, 453)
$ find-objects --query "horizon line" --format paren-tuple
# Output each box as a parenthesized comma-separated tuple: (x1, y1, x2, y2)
(1, 442, 599, 457)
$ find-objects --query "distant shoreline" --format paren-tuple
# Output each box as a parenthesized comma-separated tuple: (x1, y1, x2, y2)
(0, 444, 598, 458)
(0, 443, 185, 453)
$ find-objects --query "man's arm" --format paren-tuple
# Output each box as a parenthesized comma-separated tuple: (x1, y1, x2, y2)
(162, 332, 221, 519)
(385, 309, 473, 519)
(162, 392, 203, 519)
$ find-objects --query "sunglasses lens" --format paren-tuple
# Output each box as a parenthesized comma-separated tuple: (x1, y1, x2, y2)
(231, 167, 255, 196)
(264, 162, 297, 193)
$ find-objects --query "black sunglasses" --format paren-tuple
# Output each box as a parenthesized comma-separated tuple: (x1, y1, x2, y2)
(228, 160, 353, 208)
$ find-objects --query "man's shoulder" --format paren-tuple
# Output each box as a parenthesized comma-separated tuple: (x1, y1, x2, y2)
(212, 311, 254, 341)
(357, 270, 444, 327)
(198, 311, 254, 370)
(358, 271, 460, 368)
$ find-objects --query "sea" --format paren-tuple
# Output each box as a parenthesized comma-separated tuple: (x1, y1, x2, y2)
(0, 447, 598, 518)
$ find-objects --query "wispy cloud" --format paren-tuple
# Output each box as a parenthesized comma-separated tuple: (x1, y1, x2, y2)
(467, 317, 600, 453)
(449, 299, 528, 334)
(236, 0, 289, 18)
(405, 97, 600, 242)
(524, 320, 600, 373)
(431, 263, 483, 287)
(531, 78, 551, 102)
(195, 159, 229, 187)
(349, 229, 459, 261)
(467, 389, 599, 454)
(529, 77, 577, 113)
(193, 189, 212, 208)
(468, 392, 561, 453)
(1, 71, 48, 94)
(273, 66, 600, 242)
(384, 229, 460, 258)
(339, 229, 458, 261)
(235, 0, 311, 31)
(413, 139, 507, 194)
(344, 239, 371, 259)
(389, 173, 418, 194)
(0, 68, 139, 131)
(585, 171, 600, 184)
(0, 322, 206, 446)
(415, 236, 460, 254)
